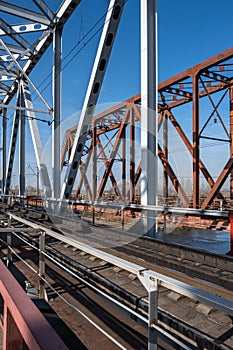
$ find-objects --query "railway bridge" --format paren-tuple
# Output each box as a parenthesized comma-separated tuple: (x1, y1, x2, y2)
(0, 0, 232, 349)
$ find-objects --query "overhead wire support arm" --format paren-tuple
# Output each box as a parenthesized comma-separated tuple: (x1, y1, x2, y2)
(60, 0, 126, 201)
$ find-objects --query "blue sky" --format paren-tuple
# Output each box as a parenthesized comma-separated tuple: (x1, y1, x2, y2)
(6, 0, 233, 189)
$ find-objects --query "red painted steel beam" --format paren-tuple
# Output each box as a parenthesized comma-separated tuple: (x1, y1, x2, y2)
(228, 211, 233, 255)
(165, 110, 224, 199)
(96, 107, 130, 200)
(201, 158, 233, 209)
(158, 144, 189, 207)
(96, 135, 122, 199)
(0, 260, 67, 350)
(230, 88, 233, 199)
(159, 46, 233, 91)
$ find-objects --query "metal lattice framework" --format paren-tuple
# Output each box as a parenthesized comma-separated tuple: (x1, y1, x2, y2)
(2, 0, 233, 210)
(0, 0, 83, 201)
(61, 46, 233, 210)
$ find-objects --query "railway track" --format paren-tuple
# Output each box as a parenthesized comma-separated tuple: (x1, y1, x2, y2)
(0, 205, 233, 349)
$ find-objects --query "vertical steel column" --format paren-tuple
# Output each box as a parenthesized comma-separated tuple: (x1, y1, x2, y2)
(122, 128, 126, 200)
(192, 74, 200, 208)
(92, 126, 97, 224)
(138, 272, 158, 350)
(19, 86, 25, 207)
(163, 113, 168, 201)
(230, 88, 233, 199)
(92, 125, 97, 202)
(52, 28, 62, 200)
(141, 0, 158, 237)
(60, 0, 125, 201)
(39, 232, 46, 299)
(2, 108, 7, 193)
(130, 108, 135, 203)
(228, 211, 233, 255)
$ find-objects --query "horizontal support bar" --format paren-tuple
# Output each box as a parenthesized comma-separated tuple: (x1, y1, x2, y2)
(46, 198, 229, 218)
(139, 270, 233, 317)
(0, 103, 53, 115)
(200, 135, 231, 143)
(0, 228, 41, 233)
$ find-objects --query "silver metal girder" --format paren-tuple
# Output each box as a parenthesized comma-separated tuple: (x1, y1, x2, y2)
(19, 86, 25, 206)
(52, 28, 62, 199)
(0, 1, 51, 26)
(2, 108, 7, 192)
(0, 38, 52, 112)
(140, 0, 158, 237)
(3, 1, 82, 107)
(0, 54, 29, 62)
(32, 0, 54, 21)
(0, 103, 52, 115)
(0, 23, 48, 36)
(0, 18, 32, 52)
(4, 90, 21, 195)
(60, 0, 125, 200)
(0, 42, 28, 55)
(0, 75, 17, 82)
(56, 0, 82, 23)
(21, 82, 52, 198)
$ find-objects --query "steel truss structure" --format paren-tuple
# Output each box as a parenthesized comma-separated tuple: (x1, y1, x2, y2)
(61, 47, 233, 210)
(1, 0, 233, 210)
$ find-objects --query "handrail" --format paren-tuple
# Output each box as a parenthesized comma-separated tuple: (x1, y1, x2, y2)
(0, 260, 68, 350)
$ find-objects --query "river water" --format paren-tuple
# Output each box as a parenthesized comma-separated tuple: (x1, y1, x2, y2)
(157, 227, 230, 255)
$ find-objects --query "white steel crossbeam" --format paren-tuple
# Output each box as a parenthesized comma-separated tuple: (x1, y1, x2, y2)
(0, 23, 48, 36)
(60, 0, 126, 201)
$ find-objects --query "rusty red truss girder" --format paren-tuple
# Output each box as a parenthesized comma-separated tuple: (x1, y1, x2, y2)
(61, 47, 233, 208)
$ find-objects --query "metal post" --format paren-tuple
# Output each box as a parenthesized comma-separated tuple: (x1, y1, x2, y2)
(140, 0, 158, 237)
(122, 127, 126, 200)
(121, 206, 125, 231)
(2, 108, 7, 194)
(92, 125, 97, 202)
(163, 113, 168, 201)
(230, 88, 233, 199)
(39, 232, 45, 299)
(52, 27, 62, 202)
(163, 210, 167, 241)
(92, 205, 95, 225)
(36, 166, 39, 195)
(19, 86, 25, 207)
(7, 216, 12, 266)
(138, 272, 158, 350)
(192, 74, 200, 209)
(130, 107, 135, 204)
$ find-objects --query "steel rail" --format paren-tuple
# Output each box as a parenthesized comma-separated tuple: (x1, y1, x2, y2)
(6, 213, 233, 312)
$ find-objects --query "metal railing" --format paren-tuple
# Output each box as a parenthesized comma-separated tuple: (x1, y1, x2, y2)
(2, 212, 233, 350)
(0, 258, 67, 350)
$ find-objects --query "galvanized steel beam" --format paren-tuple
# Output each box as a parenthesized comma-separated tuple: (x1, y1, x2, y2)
(60, 0, 125, 201)
(140, 0, 158, 236)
